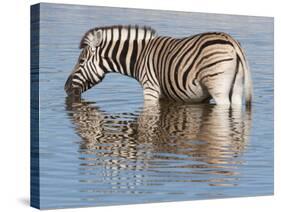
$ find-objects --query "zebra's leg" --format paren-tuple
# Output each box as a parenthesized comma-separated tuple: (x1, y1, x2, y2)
(202, 60, 237, 106)
(143, 87, 161, 105)
(143, 80, 161, 104)
(210, 91, 231, 105)
(230, 61, 243, 106)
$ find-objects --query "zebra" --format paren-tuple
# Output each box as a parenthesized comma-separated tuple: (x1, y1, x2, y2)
(65, 25, 252, 108)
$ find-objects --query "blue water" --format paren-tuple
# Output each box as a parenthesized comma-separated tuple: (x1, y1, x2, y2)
(35, 3, 273, 209)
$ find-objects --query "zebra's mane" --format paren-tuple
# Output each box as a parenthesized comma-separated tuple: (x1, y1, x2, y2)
(79, 25, 157, 49)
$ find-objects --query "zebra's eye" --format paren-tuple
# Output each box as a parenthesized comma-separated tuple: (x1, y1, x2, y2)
(79, 58, 86, 64)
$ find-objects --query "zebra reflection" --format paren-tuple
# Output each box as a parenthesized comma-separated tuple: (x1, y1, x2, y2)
(65, 98, 252, 192)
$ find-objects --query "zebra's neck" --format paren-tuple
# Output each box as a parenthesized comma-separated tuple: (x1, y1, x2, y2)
(96, 25, 157, 79)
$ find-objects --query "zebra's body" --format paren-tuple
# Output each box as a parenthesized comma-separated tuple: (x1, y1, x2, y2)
(65, 25, 252, 107)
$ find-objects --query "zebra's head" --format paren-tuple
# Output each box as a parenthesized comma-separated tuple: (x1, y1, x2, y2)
(65, 29, 105, 97)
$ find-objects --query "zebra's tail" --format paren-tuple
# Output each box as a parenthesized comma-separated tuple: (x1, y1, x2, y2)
(243, 55, 253, 110)
(233, 40, 253, 109)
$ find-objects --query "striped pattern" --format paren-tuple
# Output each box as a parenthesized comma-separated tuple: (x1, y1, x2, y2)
(66, 100, 251, 167)
(65, 25, 252, 107)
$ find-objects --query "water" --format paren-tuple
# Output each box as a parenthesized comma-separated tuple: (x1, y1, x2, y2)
(34, 3, 274, 209)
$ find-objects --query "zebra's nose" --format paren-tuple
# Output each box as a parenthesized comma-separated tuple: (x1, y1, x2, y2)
(65, 75, 82, 98)
(65, 75, 73, 96)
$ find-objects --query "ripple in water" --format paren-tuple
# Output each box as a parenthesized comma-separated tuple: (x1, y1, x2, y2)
(65, 97, 252, 198)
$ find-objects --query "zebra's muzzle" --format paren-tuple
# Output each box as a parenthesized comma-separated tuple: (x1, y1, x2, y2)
(64, 75, 73, 96)
(64, 75, 81, 97)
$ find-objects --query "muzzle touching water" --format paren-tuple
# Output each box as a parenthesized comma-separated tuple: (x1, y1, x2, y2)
(64, 75, 72, 95)
(64, 75, 82, 98)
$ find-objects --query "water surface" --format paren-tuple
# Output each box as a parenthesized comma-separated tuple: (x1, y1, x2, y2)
(35, 3, 273, 209)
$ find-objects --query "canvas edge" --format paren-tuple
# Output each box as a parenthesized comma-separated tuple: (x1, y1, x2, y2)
(30, 3, 41, 210)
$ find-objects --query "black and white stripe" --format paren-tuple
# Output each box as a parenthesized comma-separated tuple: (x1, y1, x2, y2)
(65, 25, 252, 108)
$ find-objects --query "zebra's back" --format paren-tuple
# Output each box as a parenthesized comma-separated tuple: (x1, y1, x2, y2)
(140, 32, 246, 103)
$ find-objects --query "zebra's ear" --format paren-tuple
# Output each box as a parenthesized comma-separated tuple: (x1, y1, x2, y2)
(80, 29, 103, 49)
(92, 29, 103, 47)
